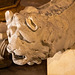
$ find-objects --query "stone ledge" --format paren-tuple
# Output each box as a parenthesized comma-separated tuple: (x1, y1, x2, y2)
(47, 49, 75, 75)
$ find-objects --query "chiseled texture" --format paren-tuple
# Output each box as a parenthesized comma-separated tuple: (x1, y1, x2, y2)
(5, 0, 75, 65)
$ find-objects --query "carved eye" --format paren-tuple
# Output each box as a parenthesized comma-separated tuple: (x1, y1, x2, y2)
(19, 32, 31, 43)
(25, 17, 38, 31)
(19, 33, 23, 40)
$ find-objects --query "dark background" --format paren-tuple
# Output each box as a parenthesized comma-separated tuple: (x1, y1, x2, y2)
(20, 0, 49, 7)
(0, 60, 47, 75)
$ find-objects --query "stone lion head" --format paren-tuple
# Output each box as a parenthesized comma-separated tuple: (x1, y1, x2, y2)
(5, 8, 53, 65)
(5, 0, 75, 66)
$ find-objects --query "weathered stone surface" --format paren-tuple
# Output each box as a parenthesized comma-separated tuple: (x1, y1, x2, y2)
(47, 49, 75, 75)
(39, 0, 74, 16)
(5, 0, 75, 65)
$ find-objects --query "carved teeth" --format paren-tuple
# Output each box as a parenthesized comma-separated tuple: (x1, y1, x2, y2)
(27, 62, 34, 65)
(13, 52, 25, 59)
(12, 53, 30, 65)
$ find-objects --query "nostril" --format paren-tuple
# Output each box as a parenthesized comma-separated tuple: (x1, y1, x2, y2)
(9, 32, 11, 37)
(7, 46, 12, 53)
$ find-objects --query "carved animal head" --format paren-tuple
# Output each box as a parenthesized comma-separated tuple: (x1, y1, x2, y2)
(5, 0, 75, 65)
(5, 10, 52, 65)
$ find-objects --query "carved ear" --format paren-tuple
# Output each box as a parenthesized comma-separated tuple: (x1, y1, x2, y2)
(5, 10, 13, 25)
(25, 17, 38, 32)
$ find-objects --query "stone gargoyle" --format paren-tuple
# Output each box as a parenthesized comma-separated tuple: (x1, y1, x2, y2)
(5, 0, 75, 65)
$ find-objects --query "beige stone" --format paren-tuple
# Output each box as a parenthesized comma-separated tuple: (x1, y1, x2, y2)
(47, 49, 75, 75)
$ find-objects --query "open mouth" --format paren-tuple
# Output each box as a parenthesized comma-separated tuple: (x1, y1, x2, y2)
(13, 52, 25, 60)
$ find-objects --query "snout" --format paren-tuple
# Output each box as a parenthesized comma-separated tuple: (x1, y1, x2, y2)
(7, 44, 14, 53)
